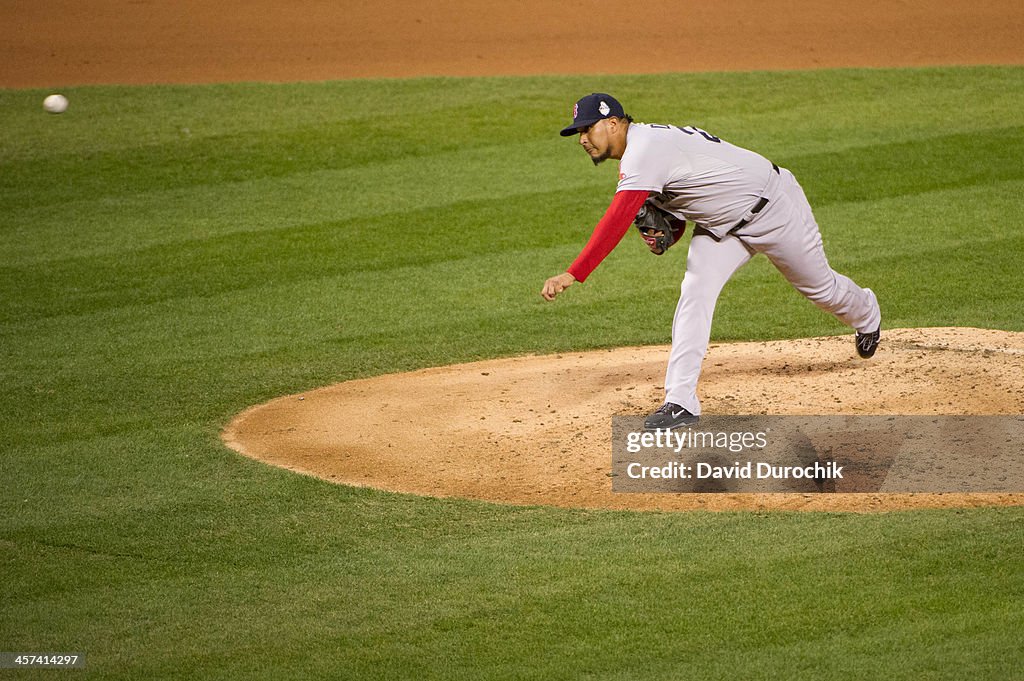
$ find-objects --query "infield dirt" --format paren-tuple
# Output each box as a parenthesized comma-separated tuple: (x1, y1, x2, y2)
(2, 0, 1022, 87)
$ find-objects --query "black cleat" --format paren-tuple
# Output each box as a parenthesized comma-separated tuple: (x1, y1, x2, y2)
(644, 402, 699, 431)
(856, 327, 881, 359)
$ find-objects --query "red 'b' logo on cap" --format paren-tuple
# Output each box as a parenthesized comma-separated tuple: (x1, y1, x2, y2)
(572, 102, 578, 119)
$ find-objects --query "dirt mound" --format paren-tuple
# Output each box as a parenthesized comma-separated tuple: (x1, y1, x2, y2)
(223, 328, 1024, 512)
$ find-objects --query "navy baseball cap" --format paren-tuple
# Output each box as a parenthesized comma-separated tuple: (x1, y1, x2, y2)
(559, 93, 625, 136)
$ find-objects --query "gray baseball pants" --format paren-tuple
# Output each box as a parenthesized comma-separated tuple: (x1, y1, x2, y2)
(664, 167, 881, 415)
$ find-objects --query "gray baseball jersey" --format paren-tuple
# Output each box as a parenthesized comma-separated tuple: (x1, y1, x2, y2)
(616, 123, 778, 238)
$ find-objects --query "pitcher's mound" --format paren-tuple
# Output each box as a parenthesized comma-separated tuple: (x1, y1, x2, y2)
(223, 328, 1024, 512)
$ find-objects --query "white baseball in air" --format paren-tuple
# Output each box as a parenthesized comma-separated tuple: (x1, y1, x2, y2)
(43, 94, 69, 114)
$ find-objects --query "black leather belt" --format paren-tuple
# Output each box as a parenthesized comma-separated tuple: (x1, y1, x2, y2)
(733, 195, 770, 231)
(694, 163, 779, 241)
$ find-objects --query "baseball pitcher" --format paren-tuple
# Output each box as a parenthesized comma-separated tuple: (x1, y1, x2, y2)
(541, 93, 881, 430)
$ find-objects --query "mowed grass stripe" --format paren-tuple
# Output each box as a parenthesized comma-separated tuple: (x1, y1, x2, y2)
(0, 141, 598, 264)
(0, 186, 604, 322)
(0, 92, 572, 211)
(788, 125, 1024, 204)
(0, 78, 570, 162)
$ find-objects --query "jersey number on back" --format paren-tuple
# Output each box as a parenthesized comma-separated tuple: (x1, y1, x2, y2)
(650, 123, 722, 143)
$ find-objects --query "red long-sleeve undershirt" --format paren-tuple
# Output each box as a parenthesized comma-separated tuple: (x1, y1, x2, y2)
(567, 189, 651, 283)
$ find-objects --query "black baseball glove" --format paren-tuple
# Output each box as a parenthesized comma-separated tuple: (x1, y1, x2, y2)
(634, 199, 686, 255)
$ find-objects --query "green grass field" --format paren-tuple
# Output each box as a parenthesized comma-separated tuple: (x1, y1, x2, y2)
(2, 66, 1023, 679)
